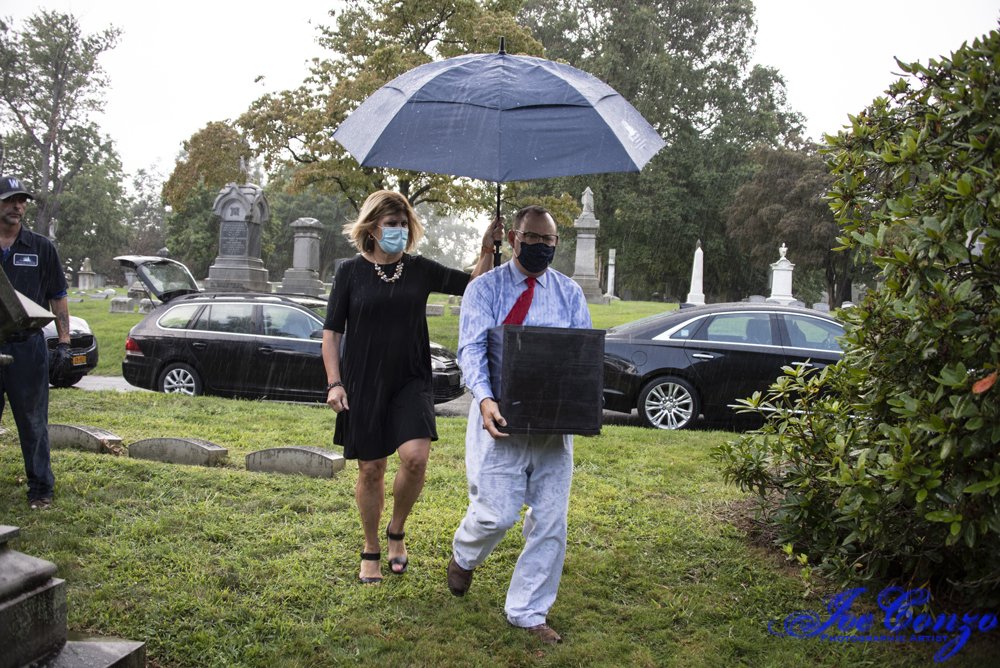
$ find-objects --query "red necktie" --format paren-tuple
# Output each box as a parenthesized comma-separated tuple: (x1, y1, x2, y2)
(503, 277, 536, 325)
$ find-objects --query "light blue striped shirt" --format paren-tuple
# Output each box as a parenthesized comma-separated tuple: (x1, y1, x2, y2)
(458, 260, 593, 403)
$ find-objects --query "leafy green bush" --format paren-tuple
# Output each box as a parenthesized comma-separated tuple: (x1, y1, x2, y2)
(713, 28, 1000, 603)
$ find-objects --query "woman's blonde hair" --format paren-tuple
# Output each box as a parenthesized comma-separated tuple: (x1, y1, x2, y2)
(344, 190, 424, 254)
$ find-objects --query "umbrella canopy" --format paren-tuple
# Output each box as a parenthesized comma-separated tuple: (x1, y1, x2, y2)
(332, 48, 666, 183)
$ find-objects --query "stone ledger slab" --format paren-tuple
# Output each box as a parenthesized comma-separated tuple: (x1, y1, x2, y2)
(129, 438, 228, 467)
(48, 425, 124, 455)
(246, 446, 345, 478)
(0, 578, 67, 668)
(37, 638, 146, 668)
(425, 304, 445, 317)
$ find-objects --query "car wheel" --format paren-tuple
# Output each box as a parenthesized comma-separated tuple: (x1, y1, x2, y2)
(638, 376, 699, 430)
(50, 374, 85, 389)
(158, 363, 202, 396)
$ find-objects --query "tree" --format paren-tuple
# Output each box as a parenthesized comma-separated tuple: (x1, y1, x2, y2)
(165, 184, 221, 279)
(0, 11, 120, 236)
(516, 0, 801, 299)
(716, 29, 1000, 602)
(725, 143, 875, 307)
(266, 184, 356, 280)
(54, 154, 128, 278)
(239, 0, 542, 214)
(162, 121, 250, 212)
(126, 167, 169, 256)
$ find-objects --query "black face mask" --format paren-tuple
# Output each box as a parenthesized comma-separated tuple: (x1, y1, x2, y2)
(516, 240, 556, 273)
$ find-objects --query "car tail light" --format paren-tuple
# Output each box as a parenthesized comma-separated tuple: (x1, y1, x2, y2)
(125, 337, 144, 356)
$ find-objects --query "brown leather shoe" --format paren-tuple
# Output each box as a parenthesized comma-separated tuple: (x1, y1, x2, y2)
(524, 623, 562, 644)
(447, 555, 474, 596)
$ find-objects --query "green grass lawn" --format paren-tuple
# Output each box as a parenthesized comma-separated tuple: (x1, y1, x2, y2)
(2, 391, 994, 667)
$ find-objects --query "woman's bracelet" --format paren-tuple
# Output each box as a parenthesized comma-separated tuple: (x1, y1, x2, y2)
(326, 381, 344, 391)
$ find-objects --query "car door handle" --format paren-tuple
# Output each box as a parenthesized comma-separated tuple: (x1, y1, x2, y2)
(258, 346, 274, 355)
(792, 361, 813, 368)
(191, 342, 207, 350)
(692, 353, 714, 360)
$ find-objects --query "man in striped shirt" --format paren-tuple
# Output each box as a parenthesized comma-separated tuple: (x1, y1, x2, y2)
(448, 205, 591, 645)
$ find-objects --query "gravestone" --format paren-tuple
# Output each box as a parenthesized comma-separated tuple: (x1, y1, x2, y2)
(813, 302, 830, 312)
(129, 438, 228, 467)
(109, 296, 134, 313)
(137, 298, 160, 314)
(66, 298, 83, 304)
(448, 295, 455, 305)
(277, 218, 325, 296)
(202, 182, 271, 293)
(450, 306, 461, 316)
(604, 249, 618, 301)
(0, 526, 146, 668)
(246, 446, 345, 478)
(88, 292, 109, 300)
(767, 244, 796, 305)
(686, 240, 705, 305)
(48, 425, 124, 455)
(571, 188, 607, 304)
(77, 258, 95, 291)
(426, 304, 445, 317)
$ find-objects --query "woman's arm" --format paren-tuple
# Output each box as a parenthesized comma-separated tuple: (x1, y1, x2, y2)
(321, 330, 348, 412)
(469, 216, 505, 281)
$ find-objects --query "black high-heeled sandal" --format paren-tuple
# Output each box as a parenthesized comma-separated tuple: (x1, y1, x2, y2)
(386, 526, 408, 575)
(359, 552, 382, 585)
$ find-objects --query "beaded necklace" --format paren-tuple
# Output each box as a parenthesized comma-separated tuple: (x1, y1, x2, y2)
(374, 257, 404, 283)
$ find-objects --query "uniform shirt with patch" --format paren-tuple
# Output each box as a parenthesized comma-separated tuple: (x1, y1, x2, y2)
(1, 225, 68, 311)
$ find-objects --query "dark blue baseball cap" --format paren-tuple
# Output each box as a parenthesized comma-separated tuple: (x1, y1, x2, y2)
(0, 176, 33, 200)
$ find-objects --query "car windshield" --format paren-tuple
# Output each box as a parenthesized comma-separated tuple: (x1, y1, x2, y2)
(136, 261, 199, 294)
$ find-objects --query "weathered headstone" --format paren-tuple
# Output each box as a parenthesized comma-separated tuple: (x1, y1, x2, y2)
(450, 306, 461, 316)
(129, 438, 228, 467)
(686, 240, 705, 305)
(768, 244, 796, 305)
(109, 296, 135, 314)
(277, 218, 325, 297)
(426, 304, 445, 317)
(77, 258, 95, 291)
(48, 425, 124, 455)
(813, 302, 830, 312)
(604, 249, 618, 301)
(571, 187, 607, 304)
(88, 292, 110, 300)
(447, 295, 455, 305)
(246, 446, 345, 478)
(202, 182, 271, 293)
(137, 298, 160, 314)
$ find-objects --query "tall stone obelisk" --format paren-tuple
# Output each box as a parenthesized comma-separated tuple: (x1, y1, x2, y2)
(203, 182, 271, 293)
(572, 187, 607, 304)
(686, 240, 705, 305)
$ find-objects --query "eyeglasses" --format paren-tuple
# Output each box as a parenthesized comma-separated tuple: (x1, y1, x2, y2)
(515, 230, 559, 246)
(3, 194, 29, 205)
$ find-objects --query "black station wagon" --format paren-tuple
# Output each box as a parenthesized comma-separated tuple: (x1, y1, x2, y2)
(602, 303, 845, 430)
(117, 256, 465, 404)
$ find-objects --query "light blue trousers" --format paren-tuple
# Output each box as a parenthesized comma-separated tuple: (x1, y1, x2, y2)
(452, 402, 574, 628)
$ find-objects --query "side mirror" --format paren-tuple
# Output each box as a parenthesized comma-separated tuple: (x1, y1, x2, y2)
(310, 329, 324, 340)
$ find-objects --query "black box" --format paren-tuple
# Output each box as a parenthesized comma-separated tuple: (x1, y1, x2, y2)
(487, 325, 605, 436)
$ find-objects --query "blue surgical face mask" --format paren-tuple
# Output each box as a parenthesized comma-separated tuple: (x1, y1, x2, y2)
(377, 226, 408, 255)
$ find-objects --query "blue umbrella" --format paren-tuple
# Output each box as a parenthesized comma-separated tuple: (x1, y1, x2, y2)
(333, 39, 666, 262)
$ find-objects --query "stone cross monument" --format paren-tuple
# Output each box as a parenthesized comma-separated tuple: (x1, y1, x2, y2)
(571, 187, 607, 304)
(686, 240, 705, 305)
(277, 217, 325, 297)
(203, 182, 271, 293)
(768, 243, 796, 305)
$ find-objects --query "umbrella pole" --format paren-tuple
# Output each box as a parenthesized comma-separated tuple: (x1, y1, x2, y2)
(493, 182, 503, 267)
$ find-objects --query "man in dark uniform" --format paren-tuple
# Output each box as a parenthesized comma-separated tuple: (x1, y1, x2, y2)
(0, 176, 71, 509)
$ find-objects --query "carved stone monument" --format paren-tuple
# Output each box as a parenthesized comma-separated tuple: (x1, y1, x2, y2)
(202, 182, 271, 293)
(768, 243, 796, 305)
(277, 217, 325, 297)
(686, 240, 705, 305)
(77, 258, 95, 291)
(571, 187, 607, 304)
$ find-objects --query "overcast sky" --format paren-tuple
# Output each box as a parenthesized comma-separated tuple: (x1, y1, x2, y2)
(5, 1, 999, 179)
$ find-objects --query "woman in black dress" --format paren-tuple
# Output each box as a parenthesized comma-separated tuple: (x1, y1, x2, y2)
(322, 190, 502, 584)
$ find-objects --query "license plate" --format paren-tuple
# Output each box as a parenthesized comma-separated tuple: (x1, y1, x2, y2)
(73, 355, 87, 366)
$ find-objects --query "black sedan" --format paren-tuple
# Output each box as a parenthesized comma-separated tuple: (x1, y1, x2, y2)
(603, 303, 844, 429)
(116, 256, 465, 404)
(43, 315, 99, 388)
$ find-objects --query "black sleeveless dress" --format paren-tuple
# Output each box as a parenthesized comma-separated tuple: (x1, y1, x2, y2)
(323, 254, 469, 460)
